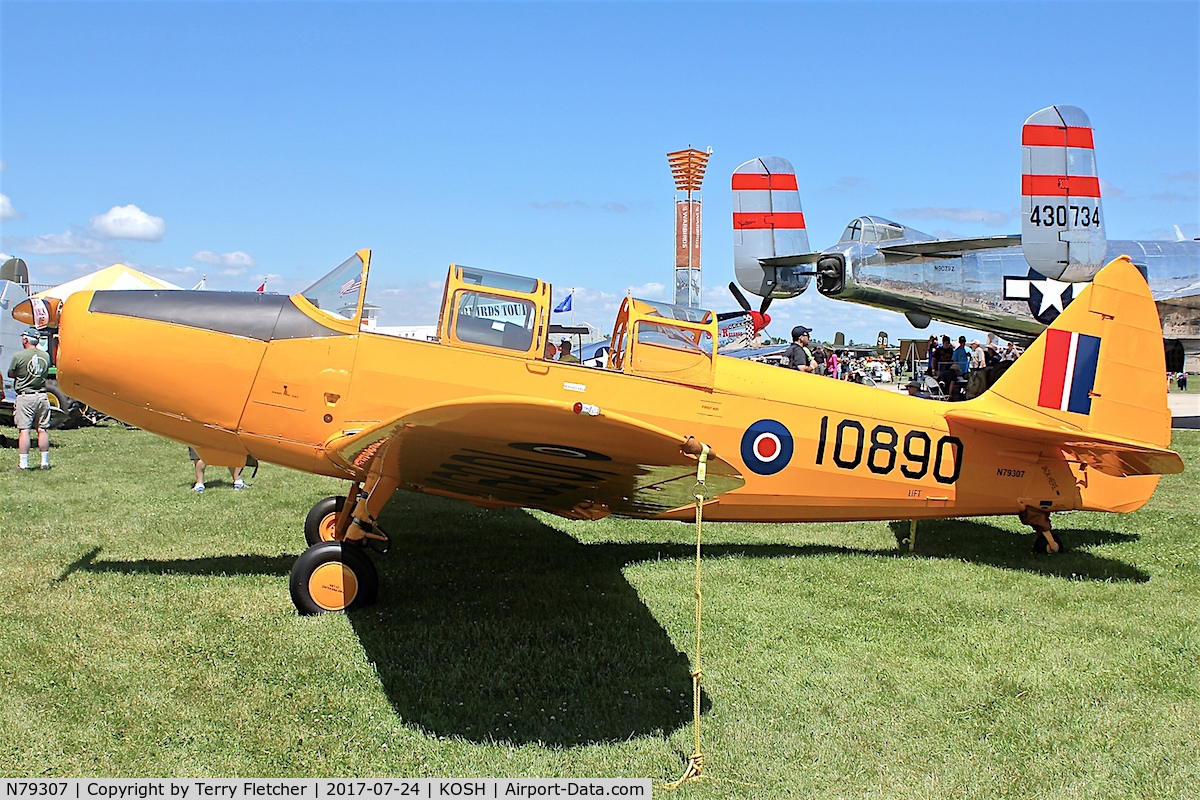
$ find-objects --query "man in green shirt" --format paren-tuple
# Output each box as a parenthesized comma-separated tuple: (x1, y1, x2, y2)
(558, 339, 580, 364)
(7, 329, 51, 471)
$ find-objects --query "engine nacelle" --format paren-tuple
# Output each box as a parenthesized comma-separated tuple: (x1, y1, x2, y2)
(814, 253, 846, 296)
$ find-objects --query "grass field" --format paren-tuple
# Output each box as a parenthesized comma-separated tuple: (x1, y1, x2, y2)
(1, 425, 1197, 798)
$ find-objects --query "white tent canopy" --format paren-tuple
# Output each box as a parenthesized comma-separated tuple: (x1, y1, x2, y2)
(34, 264, 180, 302)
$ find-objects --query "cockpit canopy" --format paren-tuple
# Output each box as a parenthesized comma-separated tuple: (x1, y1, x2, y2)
(838, 216, 910, 244)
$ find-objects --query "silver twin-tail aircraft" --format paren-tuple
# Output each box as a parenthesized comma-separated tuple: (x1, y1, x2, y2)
(730, 105, 1200, 371)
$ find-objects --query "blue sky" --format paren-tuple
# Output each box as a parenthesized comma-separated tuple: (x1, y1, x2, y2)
(2, 1, 1197, 343)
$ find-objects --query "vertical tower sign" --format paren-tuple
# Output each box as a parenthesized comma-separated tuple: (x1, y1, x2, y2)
(668, 148, 710, 308)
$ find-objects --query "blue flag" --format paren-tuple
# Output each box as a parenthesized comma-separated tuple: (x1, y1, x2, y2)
(554, 294, 573, 313)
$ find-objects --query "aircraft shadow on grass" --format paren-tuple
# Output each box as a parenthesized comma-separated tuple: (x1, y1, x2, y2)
(61, 493, 1147, 747)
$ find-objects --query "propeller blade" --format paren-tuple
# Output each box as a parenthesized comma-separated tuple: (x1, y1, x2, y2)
(728, 281, 753, 312)
(759, 296, 773, 316)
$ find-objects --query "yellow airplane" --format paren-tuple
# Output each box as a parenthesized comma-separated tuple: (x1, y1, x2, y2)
(44, 251, 1182, 614)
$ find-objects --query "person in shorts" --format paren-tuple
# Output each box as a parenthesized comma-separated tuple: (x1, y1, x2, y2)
(7, 328, 52, 471)
(188, 447, 245, 493)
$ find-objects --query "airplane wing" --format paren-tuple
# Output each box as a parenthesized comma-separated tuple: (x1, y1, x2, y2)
(876, 235, 1022, 258)
(721, 343, 790, 360)
(322, 396, 745, 518)
(759, 236, 1022, 267)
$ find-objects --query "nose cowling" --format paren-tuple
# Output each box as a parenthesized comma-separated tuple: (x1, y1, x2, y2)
(815, 254, 847, 296)
(57, 289, 278, 457)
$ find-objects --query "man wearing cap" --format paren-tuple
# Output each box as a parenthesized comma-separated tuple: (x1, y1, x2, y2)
(785, 326, 815, 373)
(7, 329, 52, 471)
(969, 339, 987, 371)
(558, 339, 580, 364)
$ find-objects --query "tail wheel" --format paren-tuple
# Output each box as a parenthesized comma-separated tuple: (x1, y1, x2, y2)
(304, 495, 346, 546)
(290, 541, 378, 615)
(1033, 529, 1064, 554)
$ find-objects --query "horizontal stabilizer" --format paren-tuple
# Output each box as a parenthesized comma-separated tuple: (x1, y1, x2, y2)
(760, 252, 823, 267)
(944, 406, 1182, 477)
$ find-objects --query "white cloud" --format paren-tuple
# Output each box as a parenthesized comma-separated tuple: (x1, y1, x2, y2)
(374, 279, 450, 326)
(193, 250, 255, 271)
(0, 194, 20, 221)
(1149, 191, 1198, 203)
(826, 176, 866, 194)
(9, 230, 108, 256)
(1099, 179, 1123, 199)
(892, 207, 1012, 227)
(90, 204, 166, 241)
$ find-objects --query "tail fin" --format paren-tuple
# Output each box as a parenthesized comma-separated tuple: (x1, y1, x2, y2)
(1020, 105, 1108, 281)
(732, 157, 812, 299)
(948, 255, 1181, 478)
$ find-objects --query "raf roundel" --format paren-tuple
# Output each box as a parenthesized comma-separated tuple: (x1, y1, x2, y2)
(740, 419, 794, 476)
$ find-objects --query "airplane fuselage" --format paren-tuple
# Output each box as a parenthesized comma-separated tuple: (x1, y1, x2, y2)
(816, 239, 1200, 371)
(57, 286, 1156, 525)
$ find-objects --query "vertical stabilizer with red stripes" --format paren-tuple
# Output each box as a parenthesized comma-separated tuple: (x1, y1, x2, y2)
(732, 157, 811, 298)
(1021, 105, 1108, 281)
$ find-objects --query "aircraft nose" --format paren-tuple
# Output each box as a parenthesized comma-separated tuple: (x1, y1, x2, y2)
(56, 289, 270, 454)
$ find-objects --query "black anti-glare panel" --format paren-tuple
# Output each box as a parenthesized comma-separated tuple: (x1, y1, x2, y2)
(87, 291, 344, 341)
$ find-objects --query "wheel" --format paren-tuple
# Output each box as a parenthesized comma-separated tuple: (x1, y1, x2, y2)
(44, 379, 85, 429)
(290, 541, 378, 615)
(304, 495, 346, 546)
(1033, 529, 1064, 554)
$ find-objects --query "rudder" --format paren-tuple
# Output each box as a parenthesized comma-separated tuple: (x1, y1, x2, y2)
(732, 157, 811, 298)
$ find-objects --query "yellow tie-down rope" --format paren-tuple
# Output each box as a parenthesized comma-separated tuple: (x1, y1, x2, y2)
(666, 442, 710, 789)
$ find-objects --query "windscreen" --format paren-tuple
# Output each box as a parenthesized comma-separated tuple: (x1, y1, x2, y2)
(631, 299, 713, 325)
(301, 254, 365, 319)
(458, 266, 538, 293)
(452, 290, 536, 352)
(636, 322, 713, 356)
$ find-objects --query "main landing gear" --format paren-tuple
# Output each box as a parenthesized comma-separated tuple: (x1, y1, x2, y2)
(290, 541, 378, 614)
(290, 473, 398, 615)
(1020, 507, 1064, 554)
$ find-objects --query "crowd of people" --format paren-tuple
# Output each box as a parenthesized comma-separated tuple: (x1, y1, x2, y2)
(776, 325, 1027, 400)
(780, 325, 904, 383)
(925, 334, 1020, 399)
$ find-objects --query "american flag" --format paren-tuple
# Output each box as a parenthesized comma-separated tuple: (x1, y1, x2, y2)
(339, 274, 362, 296)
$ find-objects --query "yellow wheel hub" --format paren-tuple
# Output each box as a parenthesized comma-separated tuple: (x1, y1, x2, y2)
(308, 561, 359, 611)
(319, 512, 339, 542)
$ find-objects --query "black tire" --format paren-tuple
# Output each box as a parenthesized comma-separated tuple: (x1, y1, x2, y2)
(304, 495, 346, 546)
(44, 379, 86, 430)
(290, 541, 378, 615)
(1033, 529, 1064, 554)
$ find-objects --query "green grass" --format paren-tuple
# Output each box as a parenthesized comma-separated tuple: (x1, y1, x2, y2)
(1, 425, 1198, 798)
